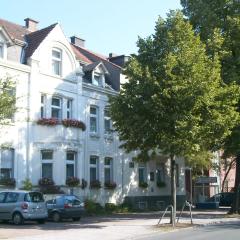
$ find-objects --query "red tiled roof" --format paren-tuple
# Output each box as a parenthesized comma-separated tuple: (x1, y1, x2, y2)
(0, 18, 30, 41)
(71, 44, 92, 64)
(76, 46, 122, 69)
(24, 23, 57, 61)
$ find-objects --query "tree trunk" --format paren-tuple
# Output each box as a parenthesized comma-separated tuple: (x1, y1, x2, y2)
(231, 154, 240, 213)
(170, 154, 176, 226)
(221, 159, 235, 192)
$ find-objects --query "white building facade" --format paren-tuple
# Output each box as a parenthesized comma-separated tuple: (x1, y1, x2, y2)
(0, 18, 186, 209)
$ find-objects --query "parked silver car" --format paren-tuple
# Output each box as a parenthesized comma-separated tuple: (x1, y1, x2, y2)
(0, 190, 48, 225)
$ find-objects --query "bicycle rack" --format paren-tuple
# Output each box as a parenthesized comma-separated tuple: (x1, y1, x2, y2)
(157, 205, 173, 226)
(177, 200, 193, 224)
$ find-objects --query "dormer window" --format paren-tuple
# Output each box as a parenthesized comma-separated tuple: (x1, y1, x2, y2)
(93, 73, 102, 87)
(52, 48, 62, 76)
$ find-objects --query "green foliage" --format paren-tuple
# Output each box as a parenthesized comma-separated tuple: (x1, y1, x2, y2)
(0, 76, 16, 124)
(110, 10, 239, 159)
(181, 0, 240, 85)
(22, 178, 33, 191)
(156, 181, 166, 188)
(84, 199, 105, 215)
(105, 203, 117, 212)
(139, 182, 148, 188)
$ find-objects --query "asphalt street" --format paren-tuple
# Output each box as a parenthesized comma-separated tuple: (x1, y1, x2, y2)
(134, 222, 240, 240)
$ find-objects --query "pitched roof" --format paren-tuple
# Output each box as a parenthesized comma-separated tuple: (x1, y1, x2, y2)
(24, 23, 57, 61)
(71, 44, 92, 64)
(0, 18, 30, 42)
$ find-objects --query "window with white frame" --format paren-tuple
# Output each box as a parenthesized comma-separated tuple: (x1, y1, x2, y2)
(90, 106, 98, 133)
(52, 48, 62, 76)
(0, 43, 4, 58)
(0, 149, 14, 179)
(90, 156, 99, 182)
(104, 108, 112, 134)
(66, 151, 76, 178)
(156, 163, 165, 183)
(51, 97, 62, 120)
(92, 73, 102, 87)
(138, 164, 147, 183)
(40, 94, 46, 118)
(41, 150, 53, 179)
(104, 157, 113, 183)
(67, 99, 72, 119)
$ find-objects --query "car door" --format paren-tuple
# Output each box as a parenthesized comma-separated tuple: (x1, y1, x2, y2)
(4, 192, 19, 219)
(0, 192, 8, 220)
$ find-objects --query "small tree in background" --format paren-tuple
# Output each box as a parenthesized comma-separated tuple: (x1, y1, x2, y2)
(110, 11, 239, 225)
(0, 76, 16, 124)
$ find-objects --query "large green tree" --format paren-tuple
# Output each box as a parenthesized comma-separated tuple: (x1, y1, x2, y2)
(110, 11, 239, 225)
(181, 0, 240, 213)
(0, 76, 16, 125)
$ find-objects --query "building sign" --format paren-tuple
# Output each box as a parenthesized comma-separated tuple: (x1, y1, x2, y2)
(195, 176, 217, 184)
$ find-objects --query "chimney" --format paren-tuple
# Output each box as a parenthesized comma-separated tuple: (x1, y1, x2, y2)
(24, 18, 39, 32)
(109, 53, 118, 58)
(70, 36, 85, 48)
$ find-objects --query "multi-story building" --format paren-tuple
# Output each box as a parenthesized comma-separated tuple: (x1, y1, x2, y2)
(0, 18, 186, 209)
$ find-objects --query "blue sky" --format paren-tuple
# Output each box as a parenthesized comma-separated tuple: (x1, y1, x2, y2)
(2, 0, 181, 56)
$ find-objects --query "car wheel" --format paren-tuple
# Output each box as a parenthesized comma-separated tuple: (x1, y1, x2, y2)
(52, 212, 61, 222)
(72, 217, 81, 221)
(37, 219, 45, 224)
(12, 212, 24, 225)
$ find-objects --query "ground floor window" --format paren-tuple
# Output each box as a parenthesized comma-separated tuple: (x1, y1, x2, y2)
(138, 164, 147, 183)
(90, 156, 99, 182)
(66, 151, 76, 178)
(41, 150, 53, 179)
(104, 157, 113, 183)
(0, 148, 14, 179)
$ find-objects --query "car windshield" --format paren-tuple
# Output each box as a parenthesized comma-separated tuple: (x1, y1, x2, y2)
(24, 192, 44, 203)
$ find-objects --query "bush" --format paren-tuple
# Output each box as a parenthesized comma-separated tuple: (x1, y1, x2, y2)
(22, 178, 32, 190)
(0, 178, 16, 187)
(39, 185, 65, 194)
(156, 181, 166, 188)
(105, 203, 117, 212)
(66, 177, 80, 187)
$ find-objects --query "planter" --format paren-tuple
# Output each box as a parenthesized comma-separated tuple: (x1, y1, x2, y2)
(66, 177, 80, 187)
(62, 119, 86, 131)
(139, 182, 148, 188)
(104, 182, 117, 189)
(90, 180, 101, 189)
(37, 118, 58, 126)
(0, 178, 16, 187)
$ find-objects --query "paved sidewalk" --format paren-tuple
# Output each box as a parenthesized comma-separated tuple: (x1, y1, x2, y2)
(0, 210, 239, 240)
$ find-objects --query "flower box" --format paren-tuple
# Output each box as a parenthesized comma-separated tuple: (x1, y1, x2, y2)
(0, 178, 16, 187)
(90, 180, 101, 189)
(62, 119, 86, 131)
(66, 177, 80, 187)
(139, 182, 148, 188)
(38, 177, 55, 186)
(104, 182, 117, 189)
(37, 118, 58, 126)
